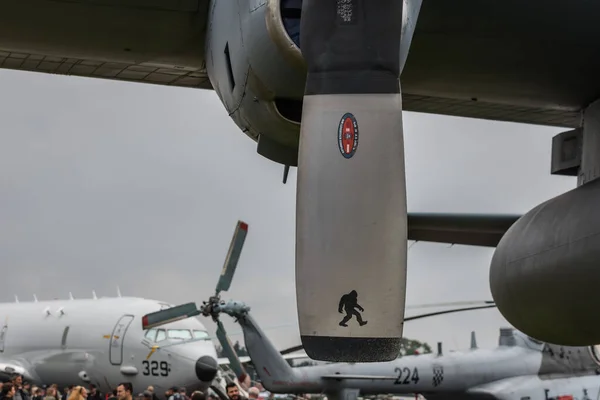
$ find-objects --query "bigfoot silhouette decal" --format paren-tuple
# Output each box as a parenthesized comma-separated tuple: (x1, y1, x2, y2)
(338, 290, 368, 327)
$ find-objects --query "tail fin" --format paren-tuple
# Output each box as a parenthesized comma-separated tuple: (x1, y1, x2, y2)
(235, 313, 314, 392)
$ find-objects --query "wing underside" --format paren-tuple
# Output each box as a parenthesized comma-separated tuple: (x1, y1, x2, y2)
(0, 0, 212, 89)
(1, 0, 593, 127)
(407, 213, 521, 247)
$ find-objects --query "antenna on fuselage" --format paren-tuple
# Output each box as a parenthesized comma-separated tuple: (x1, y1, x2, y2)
(117, 286, 122, 298)
(33, 294, 38, 302)
(69, 292, 74, 300)
(14, 295, 18, 303)
(92, 291, 97, 300)
(470, 331, 477, 350)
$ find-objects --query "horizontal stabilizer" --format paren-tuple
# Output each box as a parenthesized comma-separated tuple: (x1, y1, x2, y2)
(407, 213, 521, 247)
(141, 302, 200, 330)
(321, 374, 397, 380)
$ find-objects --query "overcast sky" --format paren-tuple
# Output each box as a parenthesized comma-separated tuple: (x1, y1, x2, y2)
(0, 69, 576, 354)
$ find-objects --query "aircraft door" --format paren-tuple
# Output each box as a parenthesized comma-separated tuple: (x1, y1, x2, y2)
(109, 315, 134, 365)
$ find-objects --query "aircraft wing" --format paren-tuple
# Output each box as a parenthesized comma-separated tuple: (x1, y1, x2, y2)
(0, 0, 212, 90)
(217, 353, 309, 366)
(0, 0, 595, 127)
(407, 213, 521, 247)
(321, 375, 397, 381)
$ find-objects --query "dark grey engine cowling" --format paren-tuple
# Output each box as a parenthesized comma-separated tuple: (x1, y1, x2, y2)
(204, 0, 306, 166)
(490, 178, 600, 346)
(204, 0, 422, 167)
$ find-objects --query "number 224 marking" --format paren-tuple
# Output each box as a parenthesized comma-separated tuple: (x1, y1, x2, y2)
(393, 367, 419, 384)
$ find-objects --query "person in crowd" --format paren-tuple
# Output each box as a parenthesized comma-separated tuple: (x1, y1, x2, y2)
(43, 387, 57, 400)
(226, 383, 244, 400)
(246, 388, 259, 400)
(1, 383, 16, 400)
(67, 386, 87, 400)
(12, 375, 29, 400)
(87, 385, 101, 400)
(116, 383, 132, 400)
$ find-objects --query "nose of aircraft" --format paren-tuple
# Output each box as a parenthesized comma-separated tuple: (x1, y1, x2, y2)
(195, 355, 218, 382)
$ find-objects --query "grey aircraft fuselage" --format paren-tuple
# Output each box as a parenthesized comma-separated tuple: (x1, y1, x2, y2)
(220, 302, 600, 400)
(0, 297, 219, 395)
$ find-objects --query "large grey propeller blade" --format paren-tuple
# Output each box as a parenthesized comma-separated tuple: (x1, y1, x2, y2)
(280, 303, 497, 356)
(216, 319, 246, 379)
(296, 0, 406, 362)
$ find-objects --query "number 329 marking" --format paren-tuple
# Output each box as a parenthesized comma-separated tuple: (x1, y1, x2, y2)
(393, 367, 419, 384)
(142, 360, 169, 376)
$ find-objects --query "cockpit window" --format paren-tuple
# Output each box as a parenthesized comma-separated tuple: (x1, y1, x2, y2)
(156, 329, 167, 342)
(144, 329, 157, 342)
(145, 328, 201, 342)
(193, 330, 210, 340)
(167, 329, 193, 340)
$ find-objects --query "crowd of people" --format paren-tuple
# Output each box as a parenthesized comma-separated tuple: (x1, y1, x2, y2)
(0, 375, 210, 400)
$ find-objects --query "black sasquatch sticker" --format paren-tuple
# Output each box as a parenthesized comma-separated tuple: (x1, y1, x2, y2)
(338, 290, 367, 327)
(338, 113, 359, 159)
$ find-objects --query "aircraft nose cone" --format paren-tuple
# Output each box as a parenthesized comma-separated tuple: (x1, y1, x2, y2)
(195, 355, 218, 382)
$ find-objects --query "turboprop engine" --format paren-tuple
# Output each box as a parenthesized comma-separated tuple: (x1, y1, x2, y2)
(204, 0, 421, 167)
(206, 0, 423, 362)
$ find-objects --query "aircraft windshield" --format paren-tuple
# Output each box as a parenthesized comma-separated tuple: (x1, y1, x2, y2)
(193, 330, 210, 340)
(144, 328, 209, 342)
(167, 329, 193, 340)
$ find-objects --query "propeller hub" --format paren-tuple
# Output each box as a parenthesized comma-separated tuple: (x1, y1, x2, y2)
(200, 295, 223, 321)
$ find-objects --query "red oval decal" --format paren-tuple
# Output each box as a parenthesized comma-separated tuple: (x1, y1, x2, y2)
(337, 113, 359, 158)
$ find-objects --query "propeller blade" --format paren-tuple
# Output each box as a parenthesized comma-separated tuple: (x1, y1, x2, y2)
(141, 302, 200, 330)
(216, 320, 246, 378)
(280, 304, 497, 356)
(296, 0, 406, 362)
(216, 221, 248, 295)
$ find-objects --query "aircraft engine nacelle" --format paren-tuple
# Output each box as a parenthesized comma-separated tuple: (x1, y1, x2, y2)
(205, 0, 306, 167)
(490, 178, 600, 346)
(204, 0, 422, 167)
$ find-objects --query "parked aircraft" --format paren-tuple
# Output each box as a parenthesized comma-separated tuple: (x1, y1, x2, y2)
(0, 294, 220, 395)
(209, 299, 600, 400)
(142, 224, 600, 400)
(2, 0, 597, 357)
